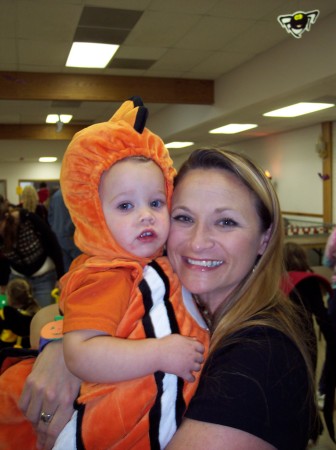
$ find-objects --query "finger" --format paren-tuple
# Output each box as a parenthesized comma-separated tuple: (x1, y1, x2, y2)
(187, 373, 196, 382)
(39, 403, 75, 450)
(21, 391, 44, 425)
(192, 362, 202, 372)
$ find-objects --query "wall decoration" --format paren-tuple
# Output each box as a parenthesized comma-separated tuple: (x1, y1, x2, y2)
(278, 10, 319, 38)
(318, 173, 330, 181)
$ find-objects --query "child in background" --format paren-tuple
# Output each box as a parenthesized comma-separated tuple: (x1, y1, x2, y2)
(48, 97, 209, 450)
(0, 278, 39, 348)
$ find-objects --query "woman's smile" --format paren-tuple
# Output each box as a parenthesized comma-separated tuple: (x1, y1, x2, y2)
(183, 257, 224, 270)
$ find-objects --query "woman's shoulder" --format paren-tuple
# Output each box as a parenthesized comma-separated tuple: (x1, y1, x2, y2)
(209, 325, 304, 377)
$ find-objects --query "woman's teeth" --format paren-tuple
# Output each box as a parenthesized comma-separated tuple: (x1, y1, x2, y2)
(187, 258, 223, 267)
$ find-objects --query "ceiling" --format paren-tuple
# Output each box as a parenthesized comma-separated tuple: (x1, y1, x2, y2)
(0, 0, 336, 163)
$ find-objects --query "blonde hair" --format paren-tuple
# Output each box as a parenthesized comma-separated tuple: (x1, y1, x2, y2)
(175, 149, 314, 380)
(21, 185, 39, 213)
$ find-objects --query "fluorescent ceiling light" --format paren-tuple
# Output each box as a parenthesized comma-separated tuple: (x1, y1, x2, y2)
(46, 114, 73, 124)
(66, 42, 119, 68)
(209, 124, 257, 134)
(165, 141, 194, 149)
(263, 102, 335, 117)
(39, 157, 58, 163)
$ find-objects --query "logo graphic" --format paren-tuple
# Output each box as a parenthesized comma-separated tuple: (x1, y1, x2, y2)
(278, 10, 319, 38)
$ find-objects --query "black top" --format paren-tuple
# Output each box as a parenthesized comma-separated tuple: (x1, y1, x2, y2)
(185, 326, 315, 450)
(289, 275, 335, 358)
(0, 209, 64, 280)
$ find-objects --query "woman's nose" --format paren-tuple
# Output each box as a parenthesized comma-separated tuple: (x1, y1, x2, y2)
(189, 223, 213, 251)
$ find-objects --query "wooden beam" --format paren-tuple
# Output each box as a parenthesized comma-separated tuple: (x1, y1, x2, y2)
(0, 72, 214, 105)
(0, 124, 84, 140)
(322, 121, 333, 223)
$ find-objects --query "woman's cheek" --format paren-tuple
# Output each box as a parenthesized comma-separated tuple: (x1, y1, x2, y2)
(167, 229, 180, 270)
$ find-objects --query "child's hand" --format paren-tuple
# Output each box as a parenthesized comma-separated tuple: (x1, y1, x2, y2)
(158, 334, 205, 382)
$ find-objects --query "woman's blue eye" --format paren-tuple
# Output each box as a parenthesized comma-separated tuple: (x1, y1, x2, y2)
(218, 218, 237, 227)
(117, 203, 133, 211)
(172, 214, 193, 223)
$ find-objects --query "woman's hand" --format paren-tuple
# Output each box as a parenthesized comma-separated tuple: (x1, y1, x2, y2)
(18, 340, 81, 450)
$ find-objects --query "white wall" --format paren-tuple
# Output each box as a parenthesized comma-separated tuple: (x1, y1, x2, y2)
(230, 125, 324, 216)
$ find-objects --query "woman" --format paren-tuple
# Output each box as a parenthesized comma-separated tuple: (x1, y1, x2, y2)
(2, 149, 316, 449)
(20, 185, 48, 222)
(282, 242, 336, 441)
(0, 197, 65, 307)
(282, 241, 334, 372)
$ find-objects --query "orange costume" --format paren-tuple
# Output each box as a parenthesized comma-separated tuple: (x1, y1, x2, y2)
(0, 97, 209, 450)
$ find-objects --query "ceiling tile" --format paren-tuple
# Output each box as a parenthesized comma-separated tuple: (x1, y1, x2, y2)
(174, 16, 254, 51)
(125, 11, 200, 47)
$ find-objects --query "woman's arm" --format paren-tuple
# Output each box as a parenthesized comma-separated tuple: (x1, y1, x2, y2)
(64, 329, 204, 383)
(166, 418, 275, 450)
(19, 305, 80, 450)
(19, 340, 81, 450)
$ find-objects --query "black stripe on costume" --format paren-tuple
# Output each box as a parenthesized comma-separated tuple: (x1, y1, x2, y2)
(149, 370, 165, 450)
(149, 260, 179, 334)
(75, 403, 86, 450)
(139, 276, 156, 338)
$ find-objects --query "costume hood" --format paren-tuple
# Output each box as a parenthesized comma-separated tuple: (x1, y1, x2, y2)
(60, 96, 176, 263)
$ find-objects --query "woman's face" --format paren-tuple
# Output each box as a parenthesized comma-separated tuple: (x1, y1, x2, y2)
(167, 168, 270, 314)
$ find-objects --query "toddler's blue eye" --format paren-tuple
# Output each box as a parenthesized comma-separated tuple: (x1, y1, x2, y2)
(118, 203, 133, 211)
(151, 199, 165, 208)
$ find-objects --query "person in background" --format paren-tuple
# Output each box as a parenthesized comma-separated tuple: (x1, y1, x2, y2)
(322, 227, 336, 339)
(0, 148, 317, 450)
(0, 196, 65, 307)
(0, 278, 40, 348)
(20, 185, 48, 222)
(48, 188, 81, 272)
(319, 228, 336, 427)
(37, 182, 50, 206)
(282, 241, 336, 441)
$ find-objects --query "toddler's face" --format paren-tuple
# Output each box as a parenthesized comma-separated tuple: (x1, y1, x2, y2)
(99, 158, 170, 258)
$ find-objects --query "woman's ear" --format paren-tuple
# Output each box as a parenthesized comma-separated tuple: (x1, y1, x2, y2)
(258, 226, 272, 255)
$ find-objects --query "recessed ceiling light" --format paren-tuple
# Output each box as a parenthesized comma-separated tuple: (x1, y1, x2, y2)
(165, 141, 194, 148)
(46, 114, 73, 124)
(263, 102, 335, 117)
(39, 157, 58, 163)
(209, 124, 257, 134)
(66, 42, 120, 68)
